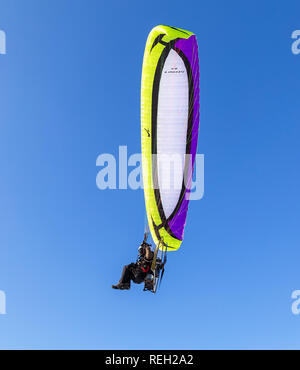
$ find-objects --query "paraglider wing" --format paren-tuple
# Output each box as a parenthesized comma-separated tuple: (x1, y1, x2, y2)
(141, 25, 200, 251)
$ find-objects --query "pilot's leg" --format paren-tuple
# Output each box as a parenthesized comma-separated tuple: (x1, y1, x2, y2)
(112, 263, 135, 290)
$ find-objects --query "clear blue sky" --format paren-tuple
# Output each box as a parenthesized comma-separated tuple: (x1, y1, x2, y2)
(0, 0, 300, 349)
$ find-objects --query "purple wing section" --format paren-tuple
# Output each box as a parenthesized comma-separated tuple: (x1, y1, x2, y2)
(167, 35, 200, 240)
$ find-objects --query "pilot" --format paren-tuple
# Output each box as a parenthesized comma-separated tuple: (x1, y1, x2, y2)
(112, 237, 154, 290)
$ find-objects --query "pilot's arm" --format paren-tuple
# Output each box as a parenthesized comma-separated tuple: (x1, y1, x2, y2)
(145, 245, 154, 260)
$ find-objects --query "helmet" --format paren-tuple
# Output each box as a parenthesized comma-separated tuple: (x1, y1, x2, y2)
(138, 244, 145, 256)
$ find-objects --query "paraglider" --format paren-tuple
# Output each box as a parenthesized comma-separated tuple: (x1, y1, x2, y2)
(112, 25, 200, 293)
(112, 234, 154, 290)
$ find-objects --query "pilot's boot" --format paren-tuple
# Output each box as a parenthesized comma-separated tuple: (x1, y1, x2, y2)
(112, 283, 130, 290)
